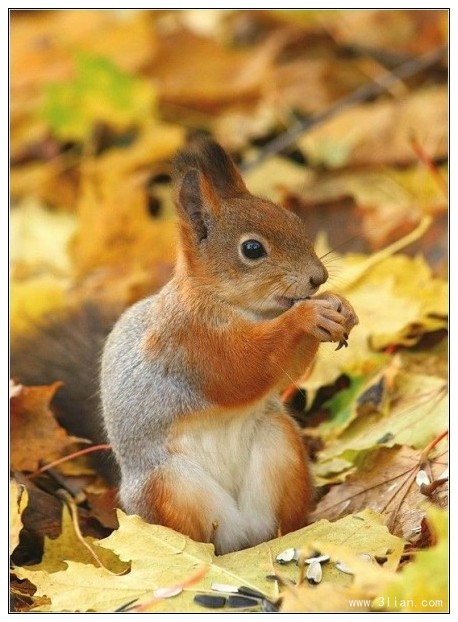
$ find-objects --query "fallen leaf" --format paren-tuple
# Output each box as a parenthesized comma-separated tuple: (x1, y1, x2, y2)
(10, 275, 69, 337)
(311, 442, 448, 539)
(382, 507, 448, 611)
(10, 158, 81, 211)
(149, 27, 284, 111)
(71, 159, 178, 280)
(10, 480, 29, 555)
(10, 199, 77, 278)
(15, 508, 403, 612)
(85, 488, 119, 530)
(299, 86, 447, 168)
(329, 9, 447, 54)
(317, 372, 447, 465)
(281, 538, 398, 613)
(303, 232, 448, 399)
(10, 384, 80, 472)
(27, 504, 128, 575)
(290, 164, 447, 250)
(244, 156, 314, 204)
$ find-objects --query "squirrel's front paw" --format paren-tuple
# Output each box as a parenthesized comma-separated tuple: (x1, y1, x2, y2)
(307, 292, 358, 345)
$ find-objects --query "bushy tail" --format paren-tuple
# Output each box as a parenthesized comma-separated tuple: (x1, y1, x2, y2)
(11, 304, 120, 484)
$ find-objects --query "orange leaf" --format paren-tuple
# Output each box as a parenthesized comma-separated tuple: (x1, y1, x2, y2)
(10, 383, 80, 472)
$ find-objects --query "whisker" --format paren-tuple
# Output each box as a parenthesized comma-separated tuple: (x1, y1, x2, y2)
(319, 235, 361, 260)
(273, 360, 303, 394)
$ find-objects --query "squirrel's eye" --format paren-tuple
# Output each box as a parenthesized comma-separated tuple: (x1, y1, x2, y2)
(241, 239, 266, 260)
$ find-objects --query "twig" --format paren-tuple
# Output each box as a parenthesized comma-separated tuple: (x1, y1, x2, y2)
(420, 430, 448, 463)
(57, 489, 128, 576)
(241, 45, 447, 171)
(409, 133, 448, 198)
(28, 444, 112, 479)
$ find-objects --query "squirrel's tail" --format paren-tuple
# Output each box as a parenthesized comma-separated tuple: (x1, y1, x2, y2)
(11, 304, 119, 484)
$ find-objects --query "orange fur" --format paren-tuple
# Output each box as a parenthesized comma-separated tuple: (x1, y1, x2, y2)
(269, 414, 313, 534)
(168, 297, 321, 408)
(142, 469, 211, 543)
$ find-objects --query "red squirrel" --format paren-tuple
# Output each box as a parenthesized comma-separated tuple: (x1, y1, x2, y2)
(99, 137, 358, 554)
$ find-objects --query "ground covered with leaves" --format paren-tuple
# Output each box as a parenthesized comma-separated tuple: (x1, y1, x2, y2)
(10, 9, 448, 613)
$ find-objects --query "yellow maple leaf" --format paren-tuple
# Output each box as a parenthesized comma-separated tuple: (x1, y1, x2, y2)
(15, 508, 404, 613)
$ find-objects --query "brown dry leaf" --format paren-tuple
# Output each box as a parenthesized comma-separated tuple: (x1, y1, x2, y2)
(10, 384, 80, 472)
(270, 57, 367, 117)
(299, 86, 447, 169)
(311, 442, 448, 539)
(85, 488, 119, 530)
(10, 158, 81, 210)
(291, 163, 447, 250)
(150, 27, 284, 112)
(329, 9, 447, 54)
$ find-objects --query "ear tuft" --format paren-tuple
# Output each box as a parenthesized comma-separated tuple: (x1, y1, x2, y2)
(178, 170, 209, 242)
(173, 136, 247, 197)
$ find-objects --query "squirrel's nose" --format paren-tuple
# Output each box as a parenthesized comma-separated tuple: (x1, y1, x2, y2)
(309, 266, 328, 289)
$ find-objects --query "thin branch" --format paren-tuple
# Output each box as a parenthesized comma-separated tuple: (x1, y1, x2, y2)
(28, 444, 112, 479)
(57, 489, 128, 576)
(241, 45, 447, 171)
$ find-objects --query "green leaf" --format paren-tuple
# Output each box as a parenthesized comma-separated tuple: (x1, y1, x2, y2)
(42, 53, 156, 142)
(317, 374, 366, 440)
(318, 372, 447, 466)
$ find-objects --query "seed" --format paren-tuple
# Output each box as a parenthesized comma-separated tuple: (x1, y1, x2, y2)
(153, 586, 183, 599)
(416, 470, 431, 487)
(114, 598, 138, 612)
(194, 594, 227, 608)
(438, 467, 448, 480)
(304, 554, 330, 564)
(358, 553, 375, 564)
(306, 560, 323, 585)
(335, 560, 353, 575)
(276, 547, 298, 564)
(238, 586, 267, 599)
(227, 595, 260, 608)
(211, 583, 238, 593)
(262, 599, 280, 612)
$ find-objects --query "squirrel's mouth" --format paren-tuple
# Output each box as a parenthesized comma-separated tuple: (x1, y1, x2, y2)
(276, 296, 310, 310)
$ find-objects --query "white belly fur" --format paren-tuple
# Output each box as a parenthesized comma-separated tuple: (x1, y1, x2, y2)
(172, 402, 291, 554)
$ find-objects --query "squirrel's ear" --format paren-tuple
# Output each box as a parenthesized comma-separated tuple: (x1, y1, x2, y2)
(176, 169, 220, 242)
(173, 137, 247, 198)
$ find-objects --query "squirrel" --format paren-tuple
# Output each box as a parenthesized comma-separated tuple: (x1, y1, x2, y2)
(12, 137, 358, 554)
(100, 137, 358, 554)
